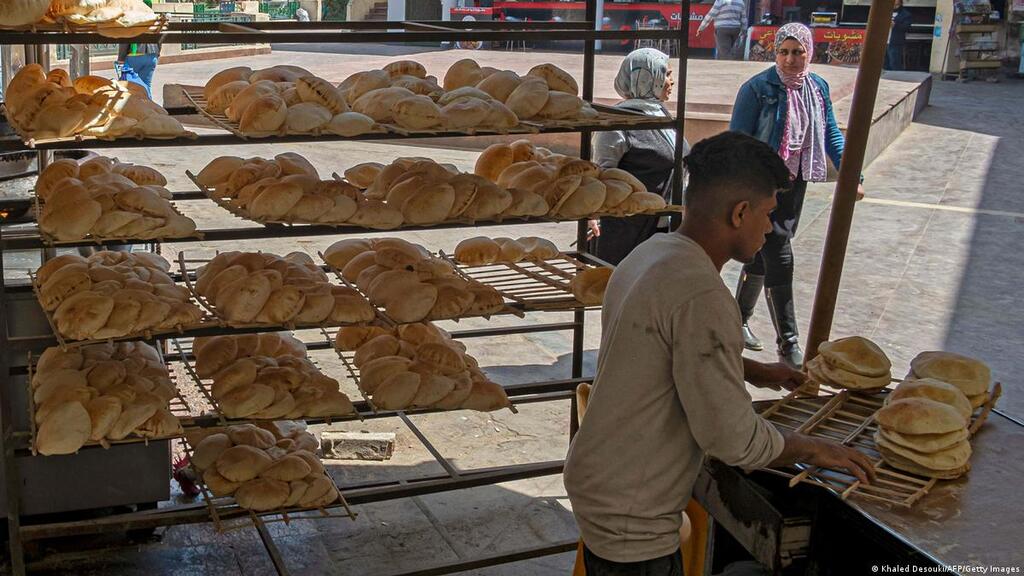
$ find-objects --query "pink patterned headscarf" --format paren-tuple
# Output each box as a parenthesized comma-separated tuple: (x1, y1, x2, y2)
(774, 23, 827, 182)
(774, 23, 814, 89)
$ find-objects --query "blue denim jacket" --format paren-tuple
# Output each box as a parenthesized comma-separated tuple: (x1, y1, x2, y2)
(729, 66, 845, 171)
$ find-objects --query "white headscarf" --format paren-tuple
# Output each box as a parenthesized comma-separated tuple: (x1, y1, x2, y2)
(614, 48, 670, 101)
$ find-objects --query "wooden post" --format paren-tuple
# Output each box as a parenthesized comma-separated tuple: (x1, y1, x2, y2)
(804, 0, 895, 392)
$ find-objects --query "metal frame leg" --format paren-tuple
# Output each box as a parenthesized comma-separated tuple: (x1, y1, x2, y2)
(0, 225, 27, 576)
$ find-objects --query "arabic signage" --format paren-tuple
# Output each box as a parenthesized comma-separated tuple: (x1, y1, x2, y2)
(746, 25, 866, 64)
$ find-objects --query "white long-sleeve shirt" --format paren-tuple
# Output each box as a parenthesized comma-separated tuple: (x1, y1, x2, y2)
(564, 233, 785, 563)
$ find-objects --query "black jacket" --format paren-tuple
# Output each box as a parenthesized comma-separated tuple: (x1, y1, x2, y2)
(889, 7, 913, 46)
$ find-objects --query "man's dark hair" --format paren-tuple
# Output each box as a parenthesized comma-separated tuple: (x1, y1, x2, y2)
(683, 131, 791, 215)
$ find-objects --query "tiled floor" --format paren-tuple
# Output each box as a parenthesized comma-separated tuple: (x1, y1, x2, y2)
(4, 54, 1021, 575)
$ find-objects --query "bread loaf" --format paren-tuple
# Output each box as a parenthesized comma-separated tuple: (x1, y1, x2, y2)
(239, 93, 287, 136)
(527, 63, 580, 95)
(571, 267, 612, 306)
(296, 76, 349, 114)
(444, 59, 484, 91)
(352, 86, 416, 123)
(505, 77, 550, 119)
(339, 69, 392, 104)
(393, 95, 445, 130)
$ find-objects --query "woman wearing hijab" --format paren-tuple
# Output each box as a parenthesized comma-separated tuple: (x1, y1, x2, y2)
(590, 48, 689, 266)
(729, 23, 863, 368)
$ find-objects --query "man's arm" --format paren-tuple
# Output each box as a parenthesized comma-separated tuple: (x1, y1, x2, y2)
(743, 357, 806, 391)
(672, 295, 785, 469)
(698, 0, 722, 33)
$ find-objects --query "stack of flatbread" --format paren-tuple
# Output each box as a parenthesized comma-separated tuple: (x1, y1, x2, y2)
(45, 0, 158, 31)
(875, 377, 975, 479)
(195, 153, 372, 226)
(442, 59, 597, 122)
(192, 333, 355, 420)
(341, 59, 519, 131)
(805, 336, 892, 391)
(905, 351, 991, 410)
(36, 251, 203, 341)
(201, 65, 378, 137)
(323, 237, 505, 323)
(473, 139, 667, 218)
(33, 341, 182, 455)
(336, 322, 511, 412)
(193, 251, 375, 327)
(0, 0, 156, 30)
(37, 155, 196, 241)
(453, 236, 560, 265)
(190, 423, 339, 511)
(4, 65, 189, 140)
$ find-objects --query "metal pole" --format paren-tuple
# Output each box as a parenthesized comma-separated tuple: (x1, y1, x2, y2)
(803, 0, 894, 392)
(670, 0, 691, 228)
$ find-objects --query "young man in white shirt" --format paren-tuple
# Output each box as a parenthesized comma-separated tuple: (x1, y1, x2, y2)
(564, 131, 875, 575)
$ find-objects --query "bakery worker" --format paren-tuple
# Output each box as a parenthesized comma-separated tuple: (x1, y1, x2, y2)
(564, 131, 875, 576)
(884, 0, 913, 71)
(589, 48, 688, 266)
(116, 0, 160, 98)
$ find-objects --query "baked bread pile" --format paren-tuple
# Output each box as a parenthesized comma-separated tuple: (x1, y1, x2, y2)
(195, 153, 381, 226)
(443, 60, 595, 122)
(904, 351, 991, 410)
(0, 0, 51, 27)
(0, 0, 156, 29)
(192, 333, 356, 420)
(475, 140, 668, 219)
(36, 251, 203, 340)
(37, 155, 196, 241)
(190, 423, 339, 510)
(202, 66, 377, 137)
(875, 378, 974, 479)
(4, 65, 189, 140)
(805, 336, 893, 391)
(345, 156, 519, 224)
(323, 238, 506, 323)
(453, 236, 560, 265)
(570, 267, 613, 306)
(336, 322, 511, 412)
(340, 59, 518, 131)
(33, 341, 182, 455)
(325, 235, 505, 319)
(194, 251, 375, 326)
(44, 0, 157, 30)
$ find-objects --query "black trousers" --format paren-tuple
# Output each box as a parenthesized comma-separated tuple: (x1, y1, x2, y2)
(742, 178, 807, 288)
(583, 545, 684, 576)
(594, 214, 662, 266)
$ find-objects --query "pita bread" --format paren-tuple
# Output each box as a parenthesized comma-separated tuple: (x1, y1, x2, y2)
(876, 426, 969, 454)
(818, 336, 891, 377)
(877, 444, 971, 479)
(875, 433, 972, 471)
(875, 397, 966, 435)
(809, 355, 891, 391)
(909, 351, 990, 397)
(886, 378, 972, 422)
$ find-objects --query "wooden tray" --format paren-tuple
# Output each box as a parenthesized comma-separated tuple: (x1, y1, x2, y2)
(180, 433, 357, 534)
(438, 250, 607, 312)
(760, 383, 1003, 508)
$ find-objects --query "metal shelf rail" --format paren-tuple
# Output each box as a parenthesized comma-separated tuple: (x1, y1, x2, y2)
(0, 4, 691, 575)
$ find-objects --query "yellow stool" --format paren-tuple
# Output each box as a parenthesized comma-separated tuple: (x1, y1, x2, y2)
(571, 383, 709, 576)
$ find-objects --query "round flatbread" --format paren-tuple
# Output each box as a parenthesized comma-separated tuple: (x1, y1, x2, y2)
(819, 336, 891, 377)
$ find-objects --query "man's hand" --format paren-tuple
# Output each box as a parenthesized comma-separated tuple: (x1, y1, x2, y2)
(856, 183, 865, 201)
(771, 432, 877, 485)
(806, 438, 877, 485)
(586, 219, 601, 241)
(743, 359, 805, 391)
